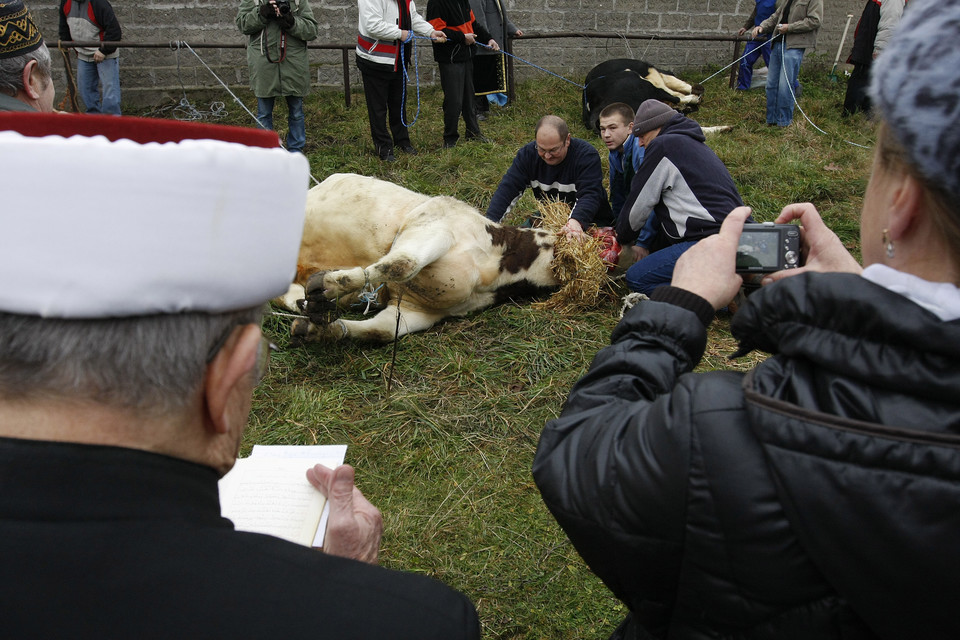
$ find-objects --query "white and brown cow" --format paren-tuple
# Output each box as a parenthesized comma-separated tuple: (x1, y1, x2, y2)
(275, 173, 558, 342)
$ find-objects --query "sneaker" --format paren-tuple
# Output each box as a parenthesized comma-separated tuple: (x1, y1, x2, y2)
(442, 140, 457, 149)
(379, 149, 396, 162)
(476, 112, 487, 121)
(399, 145, 418, 155)
(465, 133, 490, 143)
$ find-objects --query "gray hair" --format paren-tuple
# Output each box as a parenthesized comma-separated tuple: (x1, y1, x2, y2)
(0, 41, 51, 97)
(0, 306, 263, 416)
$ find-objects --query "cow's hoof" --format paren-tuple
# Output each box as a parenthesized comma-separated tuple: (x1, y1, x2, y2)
(305, 271, 329, 296)
(290, 317, 312, 346)
(691, 83, 705, 97)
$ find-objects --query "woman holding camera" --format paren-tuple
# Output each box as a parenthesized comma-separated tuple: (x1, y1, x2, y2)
(532, 0, 960, 637)
(236, 0, 318, 153)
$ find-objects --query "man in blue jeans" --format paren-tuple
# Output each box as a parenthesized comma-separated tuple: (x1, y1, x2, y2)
(59, 0, 122, 114)
(735, 0, 776, 90)
(750, 0, 821, 127)
(237, 0, 319, 153)
(617, 100, 745, 296)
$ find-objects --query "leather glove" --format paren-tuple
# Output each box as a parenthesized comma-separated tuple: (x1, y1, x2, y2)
(259, 3, 276, 20)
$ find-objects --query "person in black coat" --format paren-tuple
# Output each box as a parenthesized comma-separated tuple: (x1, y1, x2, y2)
(533, 0, 960, 636)
(426, 0, 497, 148)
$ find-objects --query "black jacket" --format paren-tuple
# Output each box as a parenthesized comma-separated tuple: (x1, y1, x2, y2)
(533, 273, 960, 639)
(0, 437, 481, 639)
(427, 0, 493, 64)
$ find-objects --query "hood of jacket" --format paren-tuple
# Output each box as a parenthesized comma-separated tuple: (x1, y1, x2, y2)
(651, 112, 706, 146)
(733, 272, 960, 638)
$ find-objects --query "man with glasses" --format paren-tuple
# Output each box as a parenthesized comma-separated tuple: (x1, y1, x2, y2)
(0, 113, 480, 639)
(485, 114, 612, 235)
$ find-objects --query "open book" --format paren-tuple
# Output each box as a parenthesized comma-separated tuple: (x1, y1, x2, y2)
(218, 444, 347, 547)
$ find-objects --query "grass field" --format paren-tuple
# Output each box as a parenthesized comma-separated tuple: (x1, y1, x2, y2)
(170, 59, 876, 638)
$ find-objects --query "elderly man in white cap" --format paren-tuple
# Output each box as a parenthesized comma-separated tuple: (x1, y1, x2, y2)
(0, 0, 55, 112)
(0, 113, 479, 639)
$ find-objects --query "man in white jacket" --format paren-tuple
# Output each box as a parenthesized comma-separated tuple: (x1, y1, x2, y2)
(357, 0, 445, 161)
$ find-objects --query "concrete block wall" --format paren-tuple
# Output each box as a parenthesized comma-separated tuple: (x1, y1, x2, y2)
(29, 0, 864, 107)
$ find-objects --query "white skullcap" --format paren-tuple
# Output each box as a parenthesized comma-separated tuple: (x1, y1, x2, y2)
(0, 113, 309, 318)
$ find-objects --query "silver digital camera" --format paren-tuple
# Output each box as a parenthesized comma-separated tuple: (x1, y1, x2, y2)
(735, 222, 802, 274)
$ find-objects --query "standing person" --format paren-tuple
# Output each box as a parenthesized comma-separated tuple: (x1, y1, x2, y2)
(486, 115, 612, 234)
(58, 0, 121, 115)
(427, 0, 498, 149)
(468, 0, 521, 118)
(0, 111, 481, 640)
(533, 1, 960, 636)
(237, 0, 318, 154)
(617, 99, 745, 296)
(750, 0, 822, 127)
(843, 0, 905, 116)
(356, 0, 445, 162)
(0, 0, 55, 113)
(735, 0, 776, 90)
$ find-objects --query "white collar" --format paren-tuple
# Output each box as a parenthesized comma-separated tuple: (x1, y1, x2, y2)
(862, 264, 960, 321)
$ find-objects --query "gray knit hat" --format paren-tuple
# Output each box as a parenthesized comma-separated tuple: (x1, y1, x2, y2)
(870, 0, 960, 200)
(632, 100, 677, 136)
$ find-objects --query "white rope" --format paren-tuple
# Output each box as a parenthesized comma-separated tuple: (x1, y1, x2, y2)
(695, 33, 871, 151)
(176, 41, 323, 184)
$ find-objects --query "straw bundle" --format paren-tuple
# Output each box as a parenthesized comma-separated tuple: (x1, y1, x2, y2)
(531, 200, 618, 314)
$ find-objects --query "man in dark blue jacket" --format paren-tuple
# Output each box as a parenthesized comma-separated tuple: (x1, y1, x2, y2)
(617, 99, 745, 295)
(486, 115, 612, 235)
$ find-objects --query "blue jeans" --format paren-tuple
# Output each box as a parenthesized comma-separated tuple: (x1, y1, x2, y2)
(257, 96, 306, 153)
(77, 57, 121, 115)
(766, 41, 804, 126)
(736, 38, 771, 90)
(625, 241, 698, 296)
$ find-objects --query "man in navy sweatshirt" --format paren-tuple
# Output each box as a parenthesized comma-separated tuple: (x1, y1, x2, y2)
(486, 115, 612, 235)
(617, 100, 746, 295)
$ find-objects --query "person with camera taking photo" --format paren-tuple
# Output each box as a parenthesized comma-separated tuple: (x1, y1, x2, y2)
(533, 1, 960, 636)
(237, 0, 318, 154)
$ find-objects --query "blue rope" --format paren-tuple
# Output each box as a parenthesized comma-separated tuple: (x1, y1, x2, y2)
(399, 33, 428, 128)
(476, 42, 585, 89)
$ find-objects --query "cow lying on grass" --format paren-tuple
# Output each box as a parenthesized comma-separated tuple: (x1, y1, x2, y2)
(583, 58, 704, 132)
(275, 173, 559, 342)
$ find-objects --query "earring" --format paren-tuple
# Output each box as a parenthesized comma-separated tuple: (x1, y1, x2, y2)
(882, 228, 895, 259)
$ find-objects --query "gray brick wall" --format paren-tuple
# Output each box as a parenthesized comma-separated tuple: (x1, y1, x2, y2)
(30, 0, 864, 107)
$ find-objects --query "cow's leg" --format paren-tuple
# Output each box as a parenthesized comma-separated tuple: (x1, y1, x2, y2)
(646, 69, 703, 106)
(293, 303, 446, 343)
(312, 224, 456, 300)
(274, 283, 305, 313)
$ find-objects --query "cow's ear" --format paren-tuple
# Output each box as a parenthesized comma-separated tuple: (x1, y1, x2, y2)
(203, 324, 260, 435)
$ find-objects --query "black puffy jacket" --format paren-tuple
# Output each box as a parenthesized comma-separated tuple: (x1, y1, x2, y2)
(533, 273, 960, 639)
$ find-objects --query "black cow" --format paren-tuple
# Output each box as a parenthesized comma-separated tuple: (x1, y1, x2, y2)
(582, 58, 705, 132)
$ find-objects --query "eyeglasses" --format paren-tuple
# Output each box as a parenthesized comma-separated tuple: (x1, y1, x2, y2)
(536, 141, 566, 156)
(206, 328, 276, 387)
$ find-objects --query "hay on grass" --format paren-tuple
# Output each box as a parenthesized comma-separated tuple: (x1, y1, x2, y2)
(531, 199, 618, 314)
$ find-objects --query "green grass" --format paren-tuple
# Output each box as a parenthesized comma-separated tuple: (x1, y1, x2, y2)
(166, 63, 874, 638)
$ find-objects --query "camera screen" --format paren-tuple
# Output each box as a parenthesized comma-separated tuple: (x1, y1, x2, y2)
(736, 230, 780, 269)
